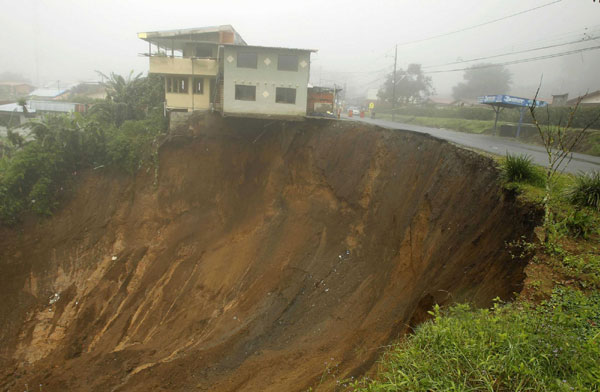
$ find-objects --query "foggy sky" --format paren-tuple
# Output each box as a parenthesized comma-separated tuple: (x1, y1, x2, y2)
(1, 0, 599, 100)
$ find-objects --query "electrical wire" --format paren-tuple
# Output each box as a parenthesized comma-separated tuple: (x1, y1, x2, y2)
(424, 34, 600, 68)
(424, 44, 600, 74)
(394, 0, 563, 47)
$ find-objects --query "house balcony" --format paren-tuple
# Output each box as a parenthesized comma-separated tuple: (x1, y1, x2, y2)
(149, 56, 218, 76)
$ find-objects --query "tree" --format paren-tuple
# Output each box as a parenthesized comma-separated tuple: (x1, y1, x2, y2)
(452, 63, 511, 100)
(378, 64, 433, 105)
(91, 71, 164, 126)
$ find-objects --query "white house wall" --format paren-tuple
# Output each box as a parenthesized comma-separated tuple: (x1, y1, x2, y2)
(222, 47, 310, 117)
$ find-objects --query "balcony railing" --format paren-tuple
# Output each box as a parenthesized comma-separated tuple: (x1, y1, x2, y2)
(149, 56, 218, 76)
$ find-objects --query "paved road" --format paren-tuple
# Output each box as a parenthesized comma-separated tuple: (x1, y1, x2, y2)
(354, 116, 600, 174)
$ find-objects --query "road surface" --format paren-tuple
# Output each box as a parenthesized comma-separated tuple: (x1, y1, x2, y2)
(355, 116, 600, 174)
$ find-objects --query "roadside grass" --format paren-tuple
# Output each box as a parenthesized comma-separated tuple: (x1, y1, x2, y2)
(501, 153, 545, 186)
(567, 171, 600, 211)
(348, 156, 600, 392)
(375, 113, 600, 156)
(349, 289, 600, 392)
(377, 113, 503, 134)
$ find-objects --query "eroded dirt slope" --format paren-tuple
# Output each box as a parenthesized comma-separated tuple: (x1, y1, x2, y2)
(0, 117, 537, 391)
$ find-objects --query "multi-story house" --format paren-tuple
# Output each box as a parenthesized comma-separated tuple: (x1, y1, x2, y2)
(137, 25, 315, 118)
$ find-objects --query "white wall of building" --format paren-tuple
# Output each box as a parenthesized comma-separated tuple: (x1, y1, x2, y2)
(222, 46, 311, 117)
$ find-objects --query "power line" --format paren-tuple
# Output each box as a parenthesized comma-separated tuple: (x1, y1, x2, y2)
(424, 44, 600, 74)
(424, 34, 600, 69)
(395, 0, 563, 47)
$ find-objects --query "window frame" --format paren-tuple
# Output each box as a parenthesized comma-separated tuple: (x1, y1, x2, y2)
(277, 54, 299, 72)
(167, 77, 188, 94)
(237, 52, 258, 69)
(193, 77, 204, 94)
(235, 84, 256, 101)
(275, 87, 296, 104)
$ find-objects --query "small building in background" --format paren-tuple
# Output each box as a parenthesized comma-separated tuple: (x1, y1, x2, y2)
(0, 99, 86, 127)
(307, 86, 341, 116)
(0, 82, 35, 99)
(29, 87, 70, 101)
(0, 102, 36, 126)
(551, 93, 569, 106)
(567, 90, 600, 106)
(138, 25, 316, 119)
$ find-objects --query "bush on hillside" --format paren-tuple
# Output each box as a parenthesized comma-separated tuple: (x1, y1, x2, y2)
(0, 112, 166, 225)
(567, 171, 600, 211)
(501, 153, 545, 186)
(0, 72, 167, 225)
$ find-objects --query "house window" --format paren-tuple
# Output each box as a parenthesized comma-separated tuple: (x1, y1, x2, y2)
(193, 78, 204, 94)
(237, 52, 257, 69)
(167, 77, 188, 94)
(275, 87, 296, 104)
(278, 54, 298, 71)
(235, 85, 256, 101)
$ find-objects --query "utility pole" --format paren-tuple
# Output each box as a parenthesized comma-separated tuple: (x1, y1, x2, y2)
(392, 44, 397, 122)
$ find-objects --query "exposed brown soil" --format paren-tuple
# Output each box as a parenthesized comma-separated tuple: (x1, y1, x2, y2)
(0, 116, 538, 391)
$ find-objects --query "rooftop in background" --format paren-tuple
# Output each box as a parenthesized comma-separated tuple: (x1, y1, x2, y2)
(0, 81, 34, 87)
(567, 90, 600, 106)
(29, 88, 68, 98)
(0, 102, 35, 113)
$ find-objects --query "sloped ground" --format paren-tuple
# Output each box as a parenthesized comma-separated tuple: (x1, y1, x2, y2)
(0, 116, 537, 391)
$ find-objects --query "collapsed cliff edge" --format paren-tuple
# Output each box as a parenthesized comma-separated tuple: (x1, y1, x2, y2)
(0, 116, 538, 391)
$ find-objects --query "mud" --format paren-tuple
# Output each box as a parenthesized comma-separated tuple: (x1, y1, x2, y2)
(0, 116, 538, 391)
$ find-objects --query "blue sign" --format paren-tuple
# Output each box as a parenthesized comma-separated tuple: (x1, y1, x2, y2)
(478, 94, 547, 107)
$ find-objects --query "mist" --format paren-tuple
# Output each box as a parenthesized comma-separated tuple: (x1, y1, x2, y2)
(1, 0, 599, 101)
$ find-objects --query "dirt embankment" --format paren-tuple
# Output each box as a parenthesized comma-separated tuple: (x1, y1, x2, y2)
(0, 116, 538, 391)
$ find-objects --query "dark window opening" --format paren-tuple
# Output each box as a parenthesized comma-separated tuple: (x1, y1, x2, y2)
(277, 54, 298, 71)
(193, 78, 204, 94)
(276, 87, 296, 104)
(235, 85, 256, 101)
(195, 47, 212, 58)
(237, 52, 258, 69)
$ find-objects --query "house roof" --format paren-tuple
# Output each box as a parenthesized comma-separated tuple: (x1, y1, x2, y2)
(222, 43, 317, 53)
(0, 81, 34, 87)
(567, 90, 600, 105)
(138, 25, 247, 47)
(0, 102, 35, 113)
(29, 88, 68, 98)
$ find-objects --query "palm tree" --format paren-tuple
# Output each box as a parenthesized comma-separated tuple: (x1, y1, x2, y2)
(94, 71, 144, 126)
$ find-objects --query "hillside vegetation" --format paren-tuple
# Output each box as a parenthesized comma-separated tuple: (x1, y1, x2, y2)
(0, 72, 166, 225)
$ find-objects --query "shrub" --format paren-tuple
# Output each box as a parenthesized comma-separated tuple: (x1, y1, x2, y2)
(557, 210, 597, 239)
(567, 171, 600, 211)
(350, 288, 600, 392)
(0, 111, 166, 225)
(501, 153, 545, 185)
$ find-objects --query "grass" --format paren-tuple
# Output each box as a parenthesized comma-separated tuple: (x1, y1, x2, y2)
(567, 171, 600, 211)
(378, 113, 503, 134)
(347, 158, 600, 392)
(501, 153, 545, 186)
(349, 289, 600, 392)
